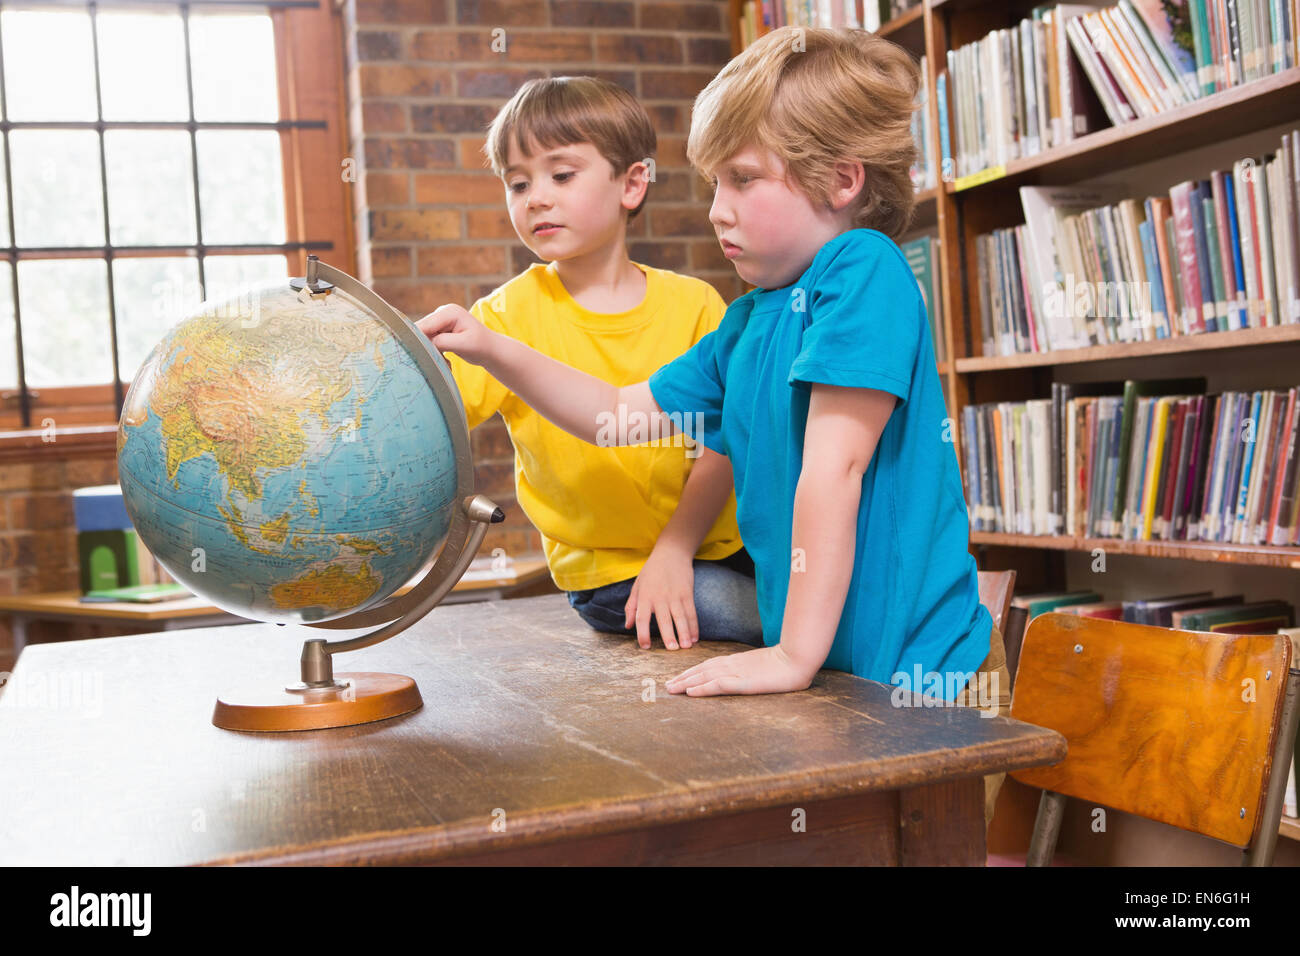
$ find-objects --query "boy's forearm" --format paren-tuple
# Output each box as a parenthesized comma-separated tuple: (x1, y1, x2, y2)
(655, 449, 734, 558)
(778, 463, 863, 679)
(479, 330, 619, 442)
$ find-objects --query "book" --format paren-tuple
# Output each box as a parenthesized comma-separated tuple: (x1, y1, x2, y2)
(1012, 590, 1106, 617)
(1173, 599, 1295, 632)
(80, 583, 191, 604)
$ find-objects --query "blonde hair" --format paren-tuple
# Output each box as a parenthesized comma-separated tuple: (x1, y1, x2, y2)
(688, 27, 920, 240)
(483, 76, 657, 219)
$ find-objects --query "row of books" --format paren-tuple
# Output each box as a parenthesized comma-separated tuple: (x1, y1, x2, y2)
(975, 131, 1300, 355)
(736, 0, 877, 44)
(961, 378, 1300, 546)
(942, 1, 1299, 182)
(909, 54, 937, 192)
(1012, 588, 1296, 630)
(902, 235, 948, 363)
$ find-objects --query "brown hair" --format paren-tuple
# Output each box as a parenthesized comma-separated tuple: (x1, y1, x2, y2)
(687, 26, 920, 240)
(483, 76, 657, 219)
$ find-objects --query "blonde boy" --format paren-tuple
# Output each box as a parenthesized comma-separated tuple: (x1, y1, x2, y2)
(421, 34, 1010, 825)
(442, 76, 761, 651)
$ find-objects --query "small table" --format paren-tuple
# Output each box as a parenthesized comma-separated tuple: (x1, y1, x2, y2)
(0, 556, 552, 655)
(0, 593, 1065, 865)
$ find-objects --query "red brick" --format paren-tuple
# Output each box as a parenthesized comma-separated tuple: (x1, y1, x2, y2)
(456, 67, 546, 99)
(595, 34, 683, 64)
(411, 103, 499, 133)
(64, 458, 117, 487)
(646, 168, 689, 201)
(364, 137, 457, 169)
(657, 135, 689, 168)
(687, 36, 732, 65)
(0, 534, 35, 572)
(414, 172, 504, 204)
(689, 237, 728, 272)
(629, 241, 687, 270)
(365, 171, 410, 205)
(466, 208, 517, 239)
(455, 0, 547, 26)
(371, 280, 469, 319)
(354, 0, 448, 25)
(7, 492, 73, 532)
(510, 244, 543, 273)
(471, 417, 515, 460)
(31, 529, 75, 572)
(370, 246, 414, 278)
(641, 69, 718, 100)
(649, 206, 712, 237)
(362, 102, 407, 133)
(359, 64, 453, 97)
(369, 208, 461, 240)
(416, 244, 509, 276)
(644, 103, 688, 134)
(354, 30, 403, 61)
(503, 31, 594, 62)
(551, 1, 634, 27)
(411, 29, 490, 61)
(0, 462, 63, 492)
(561, 68, 634, 93)
(638, 2, 722, 31)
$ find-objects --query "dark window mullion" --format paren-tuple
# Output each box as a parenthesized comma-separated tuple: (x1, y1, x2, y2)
(0, 8, 30, 428)
(181, 1, 206, 298)
(89, 0, 124, 418)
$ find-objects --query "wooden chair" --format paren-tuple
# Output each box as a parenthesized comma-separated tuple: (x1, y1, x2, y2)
(1010, 612, 1300, 866)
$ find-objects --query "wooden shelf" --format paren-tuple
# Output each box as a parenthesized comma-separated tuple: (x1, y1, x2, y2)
(878, 4, 924, 49)
(970, 532, 1300, 569)
(955, 323, 1300, 372)
(1281, 816, 1300, 842)
(945, 67, 1300, 194)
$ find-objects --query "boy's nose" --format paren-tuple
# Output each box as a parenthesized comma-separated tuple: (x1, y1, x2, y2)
(708, 191, 732, 228)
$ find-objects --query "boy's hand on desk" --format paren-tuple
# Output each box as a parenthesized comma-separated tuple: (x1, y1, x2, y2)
(665, 644, 816, 697)
(625, 548, 698, 650)
(416, 304, 492, 364)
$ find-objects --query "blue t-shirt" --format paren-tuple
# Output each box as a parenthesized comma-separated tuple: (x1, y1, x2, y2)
(648, 228, 991, 695)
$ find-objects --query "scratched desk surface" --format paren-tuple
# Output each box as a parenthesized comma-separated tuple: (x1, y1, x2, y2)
(0, 594, 1063, 865)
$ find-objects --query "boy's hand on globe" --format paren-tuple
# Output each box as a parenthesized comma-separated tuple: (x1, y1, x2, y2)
(665, 644, 815, 697)
(416, 305, 491, 365)
(625, 547, 698, 650)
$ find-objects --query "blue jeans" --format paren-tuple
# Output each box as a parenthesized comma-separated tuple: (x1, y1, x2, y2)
(567, 548, 764, 646)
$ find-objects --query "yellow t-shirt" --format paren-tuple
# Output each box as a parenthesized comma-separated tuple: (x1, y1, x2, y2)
(446, 261, 743, 592)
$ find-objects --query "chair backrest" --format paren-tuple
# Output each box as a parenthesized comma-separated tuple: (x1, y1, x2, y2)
(1010, 612, 1293, 849)
(977, 569, 1016, 634)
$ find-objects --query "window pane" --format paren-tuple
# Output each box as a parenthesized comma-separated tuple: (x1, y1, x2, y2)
(1, 9, 98, 121)
(196, 131, 286, 244)
(189, 12, 278, 122)
(112, 257, 201, 383)
(11, 131, 104, 248)
(105, 131, 197, 246)
(0, 147, 10, 247)
(0, 264, 14, 389)
(97, 11, 189, 121)
(18, 259, 112, 387)
(203, 255, 288, 300)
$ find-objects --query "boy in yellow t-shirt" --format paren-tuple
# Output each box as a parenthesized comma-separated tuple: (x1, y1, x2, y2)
(440, 76, 760, 651)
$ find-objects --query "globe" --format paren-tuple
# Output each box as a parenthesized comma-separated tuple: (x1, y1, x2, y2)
(115, 264, 463, 627)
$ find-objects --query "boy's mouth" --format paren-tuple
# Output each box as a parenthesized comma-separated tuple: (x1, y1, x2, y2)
(720, 239, 742, 258)
(533, 223, 562, 236)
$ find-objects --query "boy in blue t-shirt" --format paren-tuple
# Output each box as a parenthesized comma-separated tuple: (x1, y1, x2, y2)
(419, 27, 1009, 826)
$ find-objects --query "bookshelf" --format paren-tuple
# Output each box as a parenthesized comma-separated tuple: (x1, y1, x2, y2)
(728, 1, 1300, 852)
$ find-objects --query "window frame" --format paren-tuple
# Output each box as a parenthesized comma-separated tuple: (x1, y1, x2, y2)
(0, 0, 356, 453)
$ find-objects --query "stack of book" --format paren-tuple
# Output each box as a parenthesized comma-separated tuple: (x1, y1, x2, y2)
(961, 377, 1300, 546)
(739, 0, 868, 41)
(975, 130, 1300, 355)
(941, 2, 1299, 181)
(1012, 588, 1296, 629)
(901, 234, 948, 363)
(910, 54, 937, 192)
(74, 485, 173, 594)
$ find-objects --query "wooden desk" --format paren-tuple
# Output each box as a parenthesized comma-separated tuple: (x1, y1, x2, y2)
(0, 594, 1065, 866)
(0, 556, 552, 655)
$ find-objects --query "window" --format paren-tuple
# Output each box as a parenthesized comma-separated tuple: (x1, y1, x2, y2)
(0, 0, 353, 433)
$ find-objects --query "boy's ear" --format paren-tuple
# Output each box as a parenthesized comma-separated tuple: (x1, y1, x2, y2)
(620, 159, 652, 214)
(827, 160, 866, 212)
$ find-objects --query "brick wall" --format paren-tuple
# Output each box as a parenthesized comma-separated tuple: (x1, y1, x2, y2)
(340, 0, 738, 561)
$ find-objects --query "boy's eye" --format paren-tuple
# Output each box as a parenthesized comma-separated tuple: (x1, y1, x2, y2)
(553, 171, 574, 183)
(508, 181, 527, 194)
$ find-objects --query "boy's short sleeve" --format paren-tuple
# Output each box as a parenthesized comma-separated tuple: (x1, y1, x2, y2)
(648, 326, 728, 457)
(788, 233, 923, 404)
(447, 297, 513, 429)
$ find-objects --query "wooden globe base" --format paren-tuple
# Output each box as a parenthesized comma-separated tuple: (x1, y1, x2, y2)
(212, 672, 422, 732)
